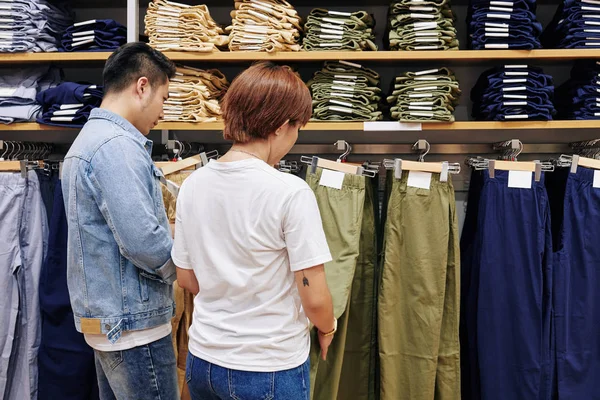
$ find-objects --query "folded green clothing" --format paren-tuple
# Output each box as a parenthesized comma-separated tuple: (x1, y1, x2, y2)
(313, 98, 380, 112)
(308, 8, 375, 25)
(390, 40, 459, 51)
(312, 90, 376, 106)
(303, 37, 377, 51)
(390, 0, 451, 11)
(312, 105, 384, 121)
(305, 14, 372, 31)
(391, 110, 455, 122)
(321, 61, 380, 84)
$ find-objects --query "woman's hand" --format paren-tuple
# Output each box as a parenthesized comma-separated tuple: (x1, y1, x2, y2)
(318, 331, 334, 360)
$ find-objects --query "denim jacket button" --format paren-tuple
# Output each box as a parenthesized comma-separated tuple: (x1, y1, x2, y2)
(105, 324, 111, 330)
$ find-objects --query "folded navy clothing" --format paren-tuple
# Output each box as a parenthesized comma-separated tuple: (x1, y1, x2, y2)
(36, 82, 103, 109)
(60, 19, 126, 52)
(542, 0, 600, 48)
(37, 105, 95, 128)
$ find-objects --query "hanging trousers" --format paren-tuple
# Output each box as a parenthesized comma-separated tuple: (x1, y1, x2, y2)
(545, 166, 600, 400)
(379, 170, 460, 400)
(306, 169, 378, 400)
(461, 170, 553, 400)
(37, 178, 99, 400)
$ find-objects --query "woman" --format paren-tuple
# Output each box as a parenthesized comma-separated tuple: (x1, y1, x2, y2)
(172, 62, 337, 400)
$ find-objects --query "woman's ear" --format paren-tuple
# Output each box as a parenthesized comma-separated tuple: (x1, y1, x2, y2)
(275, 119, 291, 136)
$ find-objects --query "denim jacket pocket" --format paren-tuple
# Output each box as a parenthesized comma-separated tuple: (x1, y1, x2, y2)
(139, 271, 169, 302)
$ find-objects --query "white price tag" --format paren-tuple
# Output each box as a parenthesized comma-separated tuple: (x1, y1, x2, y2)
(508, 170, 532, 189)
(319, 169, 345, 190)
(363, 121, 422, 131)
(407, 171, 432, 189)
(594, 171, 600, 188)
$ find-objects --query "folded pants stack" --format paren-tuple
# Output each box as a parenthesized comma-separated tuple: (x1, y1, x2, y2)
(0, 0, 73, 52)
(164, 66, 229, 123)
(307, 61, 383, 121)
(542, 0, 600, 49)
(227, 0, 302, 52)
(386, 0, 459, 51)
(471, 65, 556, 121)
(145, 0, 229, 52)
(36, 82, 103, 128)
(60, 19, 126, 52)
(0, 66, 60, 124)
(387, 67, 460, 122)
(555, 60, 600, 119)
(467, 0, 542, 49)
(302, 8, 377, 51)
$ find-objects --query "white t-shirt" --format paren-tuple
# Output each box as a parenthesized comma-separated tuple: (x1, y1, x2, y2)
(171, 158, 332, 372)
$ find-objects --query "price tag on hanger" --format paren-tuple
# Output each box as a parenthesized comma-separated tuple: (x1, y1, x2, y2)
(407, 171, 432, 190)
(363, 121, 422, 131)
(594, 171, 600, 188)
(508, 171, 532, 189)
(319, 169, 345, 190)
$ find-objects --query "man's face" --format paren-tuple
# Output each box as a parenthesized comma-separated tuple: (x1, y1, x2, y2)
(139, 80, 169, 135)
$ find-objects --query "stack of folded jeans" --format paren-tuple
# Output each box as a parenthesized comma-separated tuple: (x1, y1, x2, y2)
(387, 67, 460, 122)
(307, 61, 383, 121)
(0, 66, 61, 124)
(542, 0, 600, 48)
(145, 0, 229, 52)
(302, 9, 377, 51)
(227, 0, 302, 52)
(0, 0, 73, 52)
(555, 60, 600, 119)
(163, 66, 229, 123)
(386, 0, 459, 51)
(60, 19, 126, 52)
(471, 65, 555, 121)
(467, 0, 542, 49)
(36, 82, 103, 128)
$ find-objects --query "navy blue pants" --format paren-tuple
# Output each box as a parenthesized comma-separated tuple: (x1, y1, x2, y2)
(461, 170, 553, 400)
(546, 167, 600, 399)
(38, 179, 99, 400)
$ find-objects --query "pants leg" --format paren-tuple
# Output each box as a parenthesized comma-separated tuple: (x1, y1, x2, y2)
(379, 171, 460, 400)
(94, 334, 179, 400)
(306, 169, 366, 400)
(338, 177, 378, 400)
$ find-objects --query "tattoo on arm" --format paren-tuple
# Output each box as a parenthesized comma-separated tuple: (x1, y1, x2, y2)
(302, 271, 310, 287)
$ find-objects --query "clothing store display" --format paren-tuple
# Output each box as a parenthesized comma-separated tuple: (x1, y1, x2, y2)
(36, 83, 103, 128)
(555, 60, 600, 119)
(386, 0, 459, 50)
(542, 0, 600, 49)
(302, 8, 377, 51)
(0, 171, 48, 400)
(227, 0, 303, 52)
(37, 175, 99, 400)
(307, 168, 378, 400)
(0, 66, 61, 124)
(379, 170, 460, 400)
(461, 169, 553, 400)
(164, 65, 229, 122)
(146, 0, 228, 52)
(387, 67, 460, 122)
(0, 0, 73, 53)
(471, 65, 556, 121)
(308, 61, 383, 121)
(467, 0, 542, 49)
(60, 19, 126, 52)
(545, 166, 600, 399)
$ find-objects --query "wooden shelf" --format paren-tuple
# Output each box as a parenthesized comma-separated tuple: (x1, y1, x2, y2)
(0, 120, 597, 132)
(0, 49, 596, 64)
(162, 49, 599, 63)
(155, 120, 600, 131)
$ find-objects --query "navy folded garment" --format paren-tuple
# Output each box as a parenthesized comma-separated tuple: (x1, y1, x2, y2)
(554, 61, 600, 119)
(36, 82, 103, 109)
(542, 0, 600, 48)
(59, 19, 126, 52)
(37, 104, 96, 128)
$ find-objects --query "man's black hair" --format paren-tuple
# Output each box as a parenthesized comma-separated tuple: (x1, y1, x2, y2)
(103, 42, 176, 95)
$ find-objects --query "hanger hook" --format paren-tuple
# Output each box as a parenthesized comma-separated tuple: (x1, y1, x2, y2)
(514, 140, 523, 160)
(336, 140, 351, 162)
(0, 141, 8, 160)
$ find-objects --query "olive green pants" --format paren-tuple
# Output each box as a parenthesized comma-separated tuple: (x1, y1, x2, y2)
(307, 169, 378, 400)
(379, 171, 460, 400)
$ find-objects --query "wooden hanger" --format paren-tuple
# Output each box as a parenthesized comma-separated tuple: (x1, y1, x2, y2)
(489, 159, 542, 181)
(570, 155, 600, 173)
(155, 151, 217, 176)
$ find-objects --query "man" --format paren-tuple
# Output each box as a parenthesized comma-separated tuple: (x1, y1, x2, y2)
(61, 42, 178, 399)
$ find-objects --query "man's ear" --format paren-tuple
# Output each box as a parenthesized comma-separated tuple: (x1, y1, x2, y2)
(136, 77, 150, 96)
(275, 119, 290, 136)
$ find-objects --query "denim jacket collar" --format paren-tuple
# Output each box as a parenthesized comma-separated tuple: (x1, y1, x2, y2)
(88, 108, 153, 154)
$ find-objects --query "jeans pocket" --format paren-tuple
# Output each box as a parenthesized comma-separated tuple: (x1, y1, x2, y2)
(229, 370, 275, 400)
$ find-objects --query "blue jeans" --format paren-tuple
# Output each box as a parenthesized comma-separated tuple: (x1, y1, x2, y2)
(94, 334, 178, 400)
(186, 353, 310, 400)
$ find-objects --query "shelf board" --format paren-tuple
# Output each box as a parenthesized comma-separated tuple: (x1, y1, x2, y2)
(162, 49, 600, 62)
(0, 120, 597, 132)
(155, 120, 600, 131)
(0, 52, 113, 63)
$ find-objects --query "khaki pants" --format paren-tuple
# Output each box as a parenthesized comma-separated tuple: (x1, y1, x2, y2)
(306, 169, 378, 400)
(378, 171, 460, 400)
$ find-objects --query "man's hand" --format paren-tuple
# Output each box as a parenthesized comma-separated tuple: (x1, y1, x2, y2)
(318, 331, 334, 360)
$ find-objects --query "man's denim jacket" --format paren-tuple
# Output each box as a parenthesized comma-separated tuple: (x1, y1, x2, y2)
(62, 108, 175, 341)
